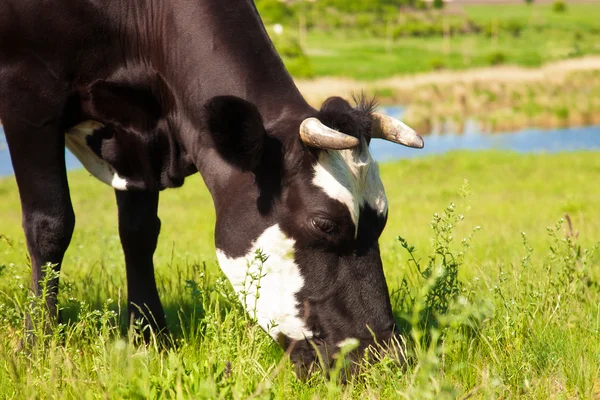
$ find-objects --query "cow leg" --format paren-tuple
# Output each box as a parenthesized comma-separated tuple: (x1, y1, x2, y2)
(115, 190, 168, 339)
(2, 116, 75, 330)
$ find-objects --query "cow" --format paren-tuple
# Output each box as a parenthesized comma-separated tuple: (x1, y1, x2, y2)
(0, 0, 423, 373)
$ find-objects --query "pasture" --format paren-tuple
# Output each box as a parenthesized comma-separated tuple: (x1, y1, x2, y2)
(268, 0, 600, 80)
(1, 151, 599, 398)
(293, 4, 600, 79)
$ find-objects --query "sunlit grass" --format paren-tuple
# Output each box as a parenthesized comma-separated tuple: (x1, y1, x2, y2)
(1, 151, 599, 398)
(300, 4, 600, 80)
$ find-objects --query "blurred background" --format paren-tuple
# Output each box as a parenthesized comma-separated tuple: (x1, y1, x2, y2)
(260, 0, 600, 160)
(1, 3, 600, 397)
(1, 0, 599, 172)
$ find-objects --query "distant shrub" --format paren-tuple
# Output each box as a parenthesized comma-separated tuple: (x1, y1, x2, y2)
(482, 89, 498, 102)
(432, 0, 444, 10)
(554, 106, 569, 121)
(520, 51, 543, 67)
(373, 87, 395, 98)
(502, 19, 524, 37)
(285, 57, 314, 78)
(462, 18, 482, 34)
(356, 13, 377, 31)
(321, 10, 345, 29)
(553, 0, 567, 13)
(415, 0, 428, 10)
(482, 23, 494, 38)
(271, 32, 314, 78)
(255, 0, 296, 25)
(520, 101, 543, 117)
(486, 51, 506, 66)
(395, 18, 445, 38)
(429, 57, 446, 70)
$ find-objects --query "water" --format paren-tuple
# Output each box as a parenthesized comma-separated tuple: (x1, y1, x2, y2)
(371, 106, 600, 162)
(0, 127, 82, 177)
(1, 109, 600, 176)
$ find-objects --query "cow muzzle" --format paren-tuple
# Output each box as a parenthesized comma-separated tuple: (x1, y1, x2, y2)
(285, 326, 405, 381)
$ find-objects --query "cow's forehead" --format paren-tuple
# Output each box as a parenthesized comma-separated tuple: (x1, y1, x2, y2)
(312, 139, 387, 229)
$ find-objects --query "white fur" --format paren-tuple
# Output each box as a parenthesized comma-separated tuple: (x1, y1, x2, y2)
(312, 138, 387, 233)
(216, 225, 312, 340)
(65, 120, 129, 190)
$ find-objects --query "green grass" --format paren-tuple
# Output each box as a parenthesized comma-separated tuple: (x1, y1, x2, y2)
(463, 4, 600, 30)
(297, 4, 600, 79)
(1, 151, 600, 398)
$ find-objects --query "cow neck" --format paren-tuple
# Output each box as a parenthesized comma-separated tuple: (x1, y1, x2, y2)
(129, 1, 316, 201)
(146, 0, 310, 123)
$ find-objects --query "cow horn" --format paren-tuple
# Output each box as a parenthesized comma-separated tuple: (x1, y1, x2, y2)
(299, 118, 360, 150)
(371, 112, 424, 149)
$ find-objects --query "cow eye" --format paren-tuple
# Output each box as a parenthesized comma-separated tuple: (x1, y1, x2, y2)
(312, 217, 337, 234)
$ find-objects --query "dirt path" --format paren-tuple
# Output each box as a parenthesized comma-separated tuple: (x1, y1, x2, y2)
(295, 56, 600, 105)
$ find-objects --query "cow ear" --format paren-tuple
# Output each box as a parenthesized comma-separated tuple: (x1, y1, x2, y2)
(206, 96, 265, 172)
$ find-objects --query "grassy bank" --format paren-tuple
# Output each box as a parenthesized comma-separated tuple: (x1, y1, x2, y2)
(278, 3, 600, 134)
(1, 151, 599, 398)
(401, 69, 600, 133)
(297, 66, 600, 134)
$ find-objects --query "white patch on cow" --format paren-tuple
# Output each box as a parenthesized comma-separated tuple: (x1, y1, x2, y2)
(65, 120, 129, 190)
(216, 225, 312, 341)
(312, 138, 387, 233)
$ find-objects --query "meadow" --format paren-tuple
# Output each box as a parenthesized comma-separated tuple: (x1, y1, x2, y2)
(276, 3, 600, 133)
(272, 4, 600, 79)
(297, 68, 600, 135)
(1, 151, 599, 398)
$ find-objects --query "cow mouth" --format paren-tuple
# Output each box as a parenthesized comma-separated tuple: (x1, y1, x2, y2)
(283, 332, 406, 380)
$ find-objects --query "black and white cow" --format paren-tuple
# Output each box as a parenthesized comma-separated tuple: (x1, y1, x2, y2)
(0, 0, 423, 371)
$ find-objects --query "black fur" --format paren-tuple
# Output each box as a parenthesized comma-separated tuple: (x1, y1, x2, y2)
(206, 96, 266, 172)
(351, 91, 379, 116)
(0, 0, 401, 376)
(317, 95, 377, 143)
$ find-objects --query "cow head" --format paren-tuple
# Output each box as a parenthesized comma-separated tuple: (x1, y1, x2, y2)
(204, 95, 423, 376)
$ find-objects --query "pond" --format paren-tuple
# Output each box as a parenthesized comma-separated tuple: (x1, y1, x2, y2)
(1, 108, 600, 177)
(371, 106, 600, 161)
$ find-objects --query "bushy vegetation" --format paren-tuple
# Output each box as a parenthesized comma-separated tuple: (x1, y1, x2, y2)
(400, 70, 600, 134)
(267, 26, 314, 78)
(257, 0, 598, 39)
(1, 151, 599, 398)
(255, 2, 600, 79)
(297, 69, 600, 133)
(552, 1, 566, 13)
